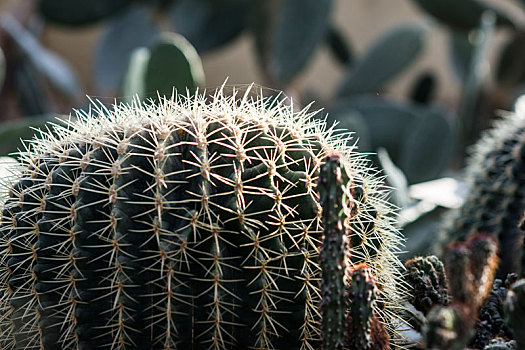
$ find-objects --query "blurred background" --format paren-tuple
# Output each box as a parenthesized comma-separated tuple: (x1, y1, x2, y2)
(0, 0, 523, 258)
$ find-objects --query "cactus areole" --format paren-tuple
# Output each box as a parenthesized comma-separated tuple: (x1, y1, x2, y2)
(0, 86, 404, 349)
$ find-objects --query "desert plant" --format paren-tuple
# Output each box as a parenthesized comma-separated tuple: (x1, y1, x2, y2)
(0, 86, 405, 349)
(442, 98, 525, 278)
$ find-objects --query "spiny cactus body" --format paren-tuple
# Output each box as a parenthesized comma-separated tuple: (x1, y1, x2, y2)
(470, 275, 516, 349)
(318, 154, 348, 350)
(443, 101, 525, 277)
(346, 264, 389, 350)
(0, 87, 404, 349)
(404, 255, 448, 315)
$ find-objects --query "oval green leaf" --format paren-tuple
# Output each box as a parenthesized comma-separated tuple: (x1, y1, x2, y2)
(270, 0, 333, 84)
(169, 0, 249, 53)
(94, 5, 159, 94)
(38, 0, 134, 26)
(145, 33, 205, 100)
(337, 25, 425, 97)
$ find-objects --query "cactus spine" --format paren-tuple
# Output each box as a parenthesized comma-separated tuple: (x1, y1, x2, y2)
(0, 87, 405, 349)
(443, 100, 525, 277)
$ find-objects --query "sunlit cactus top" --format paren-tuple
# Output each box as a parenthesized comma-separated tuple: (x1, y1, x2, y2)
(0, 85, 405, 349)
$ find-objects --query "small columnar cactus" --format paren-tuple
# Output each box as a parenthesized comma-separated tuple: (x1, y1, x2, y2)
(0, 87, 405, 349)
(470, 275, 516, 349)
(443, 101, 525, 277)
(422, 233, 499, 350)
(346, 264, 389, 350)
(318, 153, 349, 350)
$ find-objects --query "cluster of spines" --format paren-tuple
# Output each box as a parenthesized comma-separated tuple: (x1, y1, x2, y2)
(0, 86, 405, 349)
(443, 103, 525, 277)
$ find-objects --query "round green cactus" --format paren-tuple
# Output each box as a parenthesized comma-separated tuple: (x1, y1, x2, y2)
(0, 87, 404, 349)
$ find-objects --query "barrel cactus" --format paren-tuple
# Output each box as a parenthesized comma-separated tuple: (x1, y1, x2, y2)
(0, 87, 404, 349)
(443, 98, 525, 278)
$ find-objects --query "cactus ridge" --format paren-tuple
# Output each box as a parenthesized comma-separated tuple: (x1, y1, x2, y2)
(443, 102, 525, 277)
(0, 86, 405, 349)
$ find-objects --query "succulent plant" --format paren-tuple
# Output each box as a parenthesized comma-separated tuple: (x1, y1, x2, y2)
(404, 255, 448, 315)
(443, 101, 525, 278)
(346, 264, 389, 350)
(317, 153, 348, 350)
(470, 274, 517, 349)
(0, 87, 405, 349)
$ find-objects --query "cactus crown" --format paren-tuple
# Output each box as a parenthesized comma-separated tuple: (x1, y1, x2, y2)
(0, 85, 405, 349)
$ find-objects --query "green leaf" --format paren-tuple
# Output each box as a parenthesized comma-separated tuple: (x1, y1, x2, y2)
(377, 147, 410, 208)
(337, 25, 425, 97)
(399, 106, 454, 184)
(144, 33, 205, 100)
(121, 47, 151, 102)
(2, 14, 81, 99)
(38, 0, 134, 26)
(270, 0, 333, 84)
(326, 97, 453, 184)
(325, 107, 371, 152)
(326, 96, 415, 160)
(449, 30, 475, 83)
(15, 61, 49, 116)
(0, 116, 55, 156)
(410, 0, 515, 30)
(169, 0, 249, 53)
(94, 5, 159, 94)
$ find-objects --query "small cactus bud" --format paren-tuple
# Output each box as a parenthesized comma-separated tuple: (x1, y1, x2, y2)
(404, 255, 448, 315)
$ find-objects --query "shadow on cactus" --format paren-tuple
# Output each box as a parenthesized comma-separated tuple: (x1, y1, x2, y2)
(0, 85, 406, 349)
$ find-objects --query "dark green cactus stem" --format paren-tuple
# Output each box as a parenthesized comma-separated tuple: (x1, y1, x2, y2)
(443, 107, 525, 278)
(346, 264, 389, 350)
(505, 278, 525, 350)
(404, 255, 448, 315)
(318, 153, 349, 350)
(424, 304, 472, 350)
(470, 275, 516, 349)
(0, 88, 406, 349)
(445, 233, 499, 313)
(424, 233, 500, 350)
